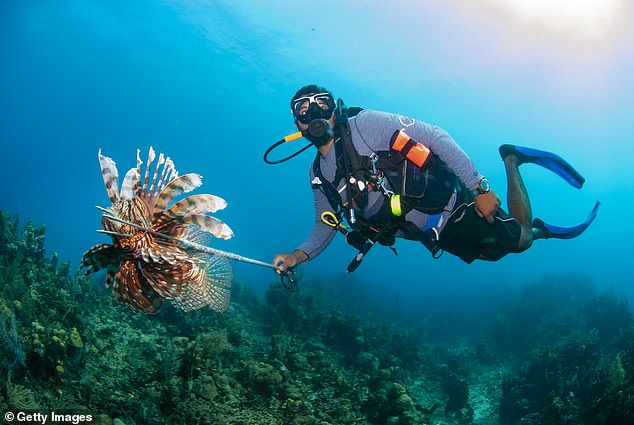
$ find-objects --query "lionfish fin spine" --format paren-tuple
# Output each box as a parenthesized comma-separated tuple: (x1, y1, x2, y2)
(169, 194, 227, 215)
(179, 215, 234, 240)
(136, 148, 142, 176)
(142, 146, 156, 192)
(80, 243, 123, 276)
(153, 173, 203, 214)
(120, 167, 140, 201)
(98, 149, 120, 202)
(114, 258, 163, 313)
(156, 157, 175, 197)
(150, 153, 166, 195)
(97, 229, 135, 238)
(100, 213, 151, 235)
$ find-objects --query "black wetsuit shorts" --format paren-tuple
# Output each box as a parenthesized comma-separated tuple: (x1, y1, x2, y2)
(436, 201, 523, 264)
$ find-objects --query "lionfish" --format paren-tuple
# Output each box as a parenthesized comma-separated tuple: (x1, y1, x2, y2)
(81, 147, 234, 314)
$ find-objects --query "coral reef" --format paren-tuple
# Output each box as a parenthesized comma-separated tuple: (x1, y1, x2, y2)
(1, 210, 634, 425)
(492, 275, 634, 425)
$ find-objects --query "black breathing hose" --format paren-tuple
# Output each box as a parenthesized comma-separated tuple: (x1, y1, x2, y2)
(263, 139, 313, 165)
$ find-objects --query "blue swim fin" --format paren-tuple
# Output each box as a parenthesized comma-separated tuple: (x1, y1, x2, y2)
(533, 201, 600, 239)
(499, 144, 585, 189)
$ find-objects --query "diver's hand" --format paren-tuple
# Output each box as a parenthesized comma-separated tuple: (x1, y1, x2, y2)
(474, 190, 501, 224)
(273, 250, 308, 274)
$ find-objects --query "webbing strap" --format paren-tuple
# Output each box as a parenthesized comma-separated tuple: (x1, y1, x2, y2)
(312, 112, 370, 216)
(313, 153, 344, 213)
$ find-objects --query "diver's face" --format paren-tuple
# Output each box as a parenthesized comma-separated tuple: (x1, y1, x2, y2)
(292, 92, 336, 127)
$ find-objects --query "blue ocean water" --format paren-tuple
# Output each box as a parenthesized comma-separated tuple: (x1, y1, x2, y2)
(1, 0, 633, 310)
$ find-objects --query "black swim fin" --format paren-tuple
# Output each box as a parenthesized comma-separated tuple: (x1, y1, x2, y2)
(499, 144, 585, 189)
(533, 201, 600, 239)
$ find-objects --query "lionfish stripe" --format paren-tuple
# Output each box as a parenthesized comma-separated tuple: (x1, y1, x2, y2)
(162, 249, 188, 265)
(120, 167, 140, 201)
(179, 215, 234, 239)
(171, 284, 208, 312)
(140, 260, 188, 298)
(136, 149, 142, 181)
(142, 147, 156, 191)
(152, 193, 227, 231)
(166, 194, 227, 216)
(156, 157, 174, 193)
(80, 244, 122, 275)
(149, 153, 165, 194)
(179, 228, 214, 247)
(170, 255, 231, 312)
(98, 149, 119, 202)
(113, 259, 162, 313)
(153, 173, 203, 214)
(140, 246, 189, 266)
(208, 286, 231, 313)
(105, 269, 115, 289)
(164, 248, 189, 264)
(204, 255, 232, 312)
(154, 156, 170, 194)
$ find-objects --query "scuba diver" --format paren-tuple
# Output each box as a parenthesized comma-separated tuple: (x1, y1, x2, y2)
(267, 84, 599, 274)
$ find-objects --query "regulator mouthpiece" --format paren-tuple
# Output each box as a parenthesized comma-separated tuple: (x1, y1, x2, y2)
(305, 119, 333, 148)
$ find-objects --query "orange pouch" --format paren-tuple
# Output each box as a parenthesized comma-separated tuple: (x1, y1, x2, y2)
(389, 130, 430, 168)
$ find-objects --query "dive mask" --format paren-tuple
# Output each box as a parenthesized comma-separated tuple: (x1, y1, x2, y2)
(291, 92, 335, 124)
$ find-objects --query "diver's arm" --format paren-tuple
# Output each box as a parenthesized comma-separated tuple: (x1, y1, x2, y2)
(273, 187, 336, 272)
(295, 187, 337, 259)
(353, 110, 483, 190)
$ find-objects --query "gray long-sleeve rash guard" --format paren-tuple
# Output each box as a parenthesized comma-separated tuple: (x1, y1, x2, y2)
(296, 109, 483, 260)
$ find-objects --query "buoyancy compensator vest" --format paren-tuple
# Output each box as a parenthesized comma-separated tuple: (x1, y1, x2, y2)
(312, 100, 460, 270)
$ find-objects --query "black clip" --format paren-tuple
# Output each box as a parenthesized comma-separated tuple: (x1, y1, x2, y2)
(280, 268, 300, 292)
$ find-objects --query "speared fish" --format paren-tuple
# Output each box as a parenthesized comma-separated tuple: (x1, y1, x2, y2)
(81, 147, 235, 314)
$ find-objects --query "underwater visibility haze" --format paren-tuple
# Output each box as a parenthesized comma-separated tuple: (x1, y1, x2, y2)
(1, 1, 634, 424)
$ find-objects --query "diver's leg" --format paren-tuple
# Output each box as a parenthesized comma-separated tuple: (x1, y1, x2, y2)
(503, 154, 535, 249)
